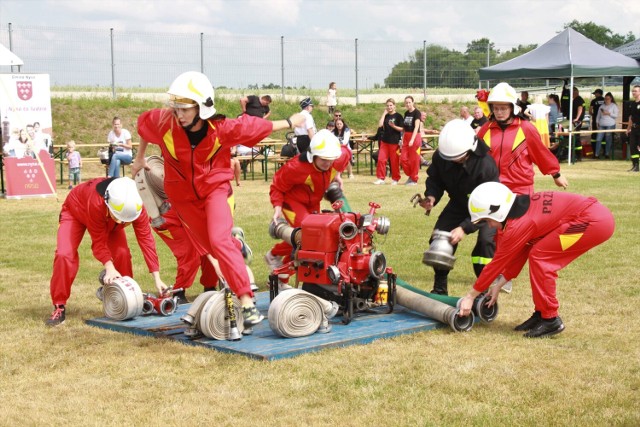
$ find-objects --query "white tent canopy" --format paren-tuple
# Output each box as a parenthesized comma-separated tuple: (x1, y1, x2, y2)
(0, 43, 23, 66)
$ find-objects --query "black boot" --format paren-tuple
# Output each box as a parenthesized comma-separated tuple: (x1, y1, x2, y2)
(430, 269, 448, 296)
(514, 311, 541, 331)
(524, 316, 565, 338)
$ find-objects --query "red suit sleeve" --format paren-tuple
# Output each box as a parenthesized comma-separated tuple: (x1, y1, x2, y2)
(137, 109, 165, 144)
(521, 121, 560, 176)
(216, 115, 273, 148)
(472, 221, 534, 292)
(270, 159, 306, 207)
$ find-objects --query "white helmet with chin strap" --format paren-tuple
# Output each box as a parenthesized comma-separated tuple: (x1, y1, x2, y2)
(105, 177, 143, 223)
(438, 119, 478, 161)
(305, 129, 342, 162)
(468, 182, 515, 223)
(167, 71, 216, 120)
(487, 82, 520, 116)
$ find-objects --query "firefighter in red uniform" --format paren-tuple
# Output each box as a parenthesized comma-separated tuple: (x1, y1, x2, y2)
(477, 82, 569, 195)
(46, 177, 167, 326)
(458, 182, 615, 338)
(132, 71, 303, 326)
(265, 130, 343, 271)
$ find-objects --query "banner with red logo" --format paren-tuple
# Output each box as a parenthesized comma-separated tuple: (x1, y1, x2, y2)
(0, 74, 55, 198)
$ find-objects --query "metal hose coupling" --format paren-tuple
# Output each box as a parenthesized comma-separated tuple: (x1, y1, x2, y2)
(269, 218, 301, 247)
(268, 288, 339, 338)
(422, 229, 457, 270)
(395, 286, 473, 332)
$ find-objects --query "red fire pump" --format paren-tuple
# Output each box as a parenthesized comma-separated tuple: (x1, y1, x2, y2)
(270, 199, 396, 324)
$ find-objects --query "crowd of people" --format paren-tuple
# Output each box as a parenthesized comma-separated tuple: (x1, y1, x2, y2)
(44, 74, 623, 339)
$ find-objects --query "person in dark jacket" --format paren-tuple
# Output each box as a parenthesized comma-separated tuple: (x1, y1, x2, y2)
(415, 119, 499, 295)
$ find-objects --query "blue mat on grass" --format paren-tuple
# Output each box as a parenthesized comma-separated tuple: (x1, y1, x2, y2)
(86, 291, 447, 360)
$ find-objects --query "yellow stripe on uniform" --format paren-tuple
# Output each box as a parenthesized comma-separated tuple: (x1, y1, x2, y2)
(559, 233, 583, 251)
(163, 129, 178, 160)
(471, 256, 493, 265)
(512, 126, 526, 151)
(283, 208, 296, 225)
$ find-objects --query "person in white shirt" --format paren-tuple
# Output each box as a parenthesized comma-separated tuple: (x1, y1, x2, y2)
(594, 92, 619, 159)
(294, 97, 316, 153)
(107, 116, 133, 178)
(460, 106, 473, 125)
(327, 82, 337, 115)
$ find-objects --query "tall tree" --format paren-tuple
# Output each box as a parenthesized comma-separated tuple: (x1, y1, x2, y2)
(563, 20, 636, 48)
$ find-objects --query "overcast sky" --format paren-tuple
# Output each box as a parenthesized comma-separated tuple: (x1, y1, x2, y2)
(0, 0, 637, 47)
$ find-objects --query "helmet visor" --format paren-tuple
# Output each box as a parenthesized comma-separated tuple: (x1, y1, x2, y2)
(168, 95, 198, 109)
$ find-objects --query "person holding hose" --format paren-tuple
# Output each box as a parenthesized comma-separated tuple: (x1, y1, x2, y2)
(132, 71, 304, 327)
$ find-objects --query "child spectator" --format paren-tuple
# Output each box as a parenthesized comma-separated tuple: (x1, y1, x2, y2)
(66, 140, 82, 190)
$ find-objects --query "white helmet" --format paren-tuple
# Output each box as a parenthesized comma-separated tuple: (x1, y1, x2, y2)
(438, 119, 477, 161)
(167, 71, 216, 119)
(487, 82, 520, 115)
(468, 182, 515, 223)
(105, 177, 143, 223)
(306, 129, 342, 161)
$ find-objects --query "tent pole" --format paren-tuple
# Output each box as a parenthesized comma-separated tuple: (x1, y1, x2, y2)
(568, 76, 574, 165)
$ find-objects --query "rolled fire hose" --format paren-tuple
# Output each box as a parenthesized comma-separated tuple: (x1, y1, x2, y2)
(268, 288, 339, 338)
(181, 291, 217, 338)
(102, 276, 145, 321)
(395, 286, 474, 332)
(134, 155, 170, 228)
(396, 278, 498, 323)
(182, 290, 245, 340)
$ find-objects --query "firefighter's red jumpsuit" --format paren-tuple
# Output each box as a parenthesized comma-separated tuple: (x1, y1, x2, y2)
(269, 156, 341, 260)
(478, 117, 560, 195)
(138, 110, 272, 297)
(50, 178, 160, 306)
(472, 192, 615, 319)
(152, 207, 218, 290)
(400, 132, 422, 183)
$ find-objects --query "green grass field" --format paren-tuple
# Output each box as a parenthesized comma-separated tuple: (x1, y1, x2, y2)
(1, 156, 639, 426)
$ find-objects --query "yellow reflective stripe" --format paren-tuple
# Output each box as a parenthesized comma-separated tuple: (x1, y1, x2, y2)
(283, 208, 296, 224)
(304, 174, 314, 193)
(482, 129, 491, 147)
(162, 129, 178, 160)
(156, 229, 173, 239)
(205, 121, 219, 161)
(471, 256, 493, 265)
(512, 126, 526, 151)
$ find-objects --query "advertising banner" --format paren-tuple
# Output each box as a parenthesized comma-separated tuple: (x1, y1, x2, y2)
(0, 73, 56, 198)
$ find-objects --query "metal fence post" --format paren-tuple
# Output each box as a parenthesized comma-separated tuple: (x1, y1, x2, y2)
(486, 43, 490, 90)
(8, 23, 16, 73)
(355, 38, 359, 105)
(110, 28, 116, 99)
(423, 40, 427, 103)
(280, 36, 285, 99)
(200, 33, 204, 73)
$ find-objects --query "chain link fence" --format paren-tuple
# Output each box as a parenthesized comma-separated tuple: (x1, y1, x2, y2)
(1, 23, 579, 101)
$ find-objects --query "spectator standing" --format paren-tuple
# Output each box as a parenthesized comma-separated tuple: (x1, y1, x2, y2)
(470, 106, 487, 134)
(400, 96, 422, 185)
(547, 94, 560, 134)
(294, 97, 316, 153)
(65, 140, 82, 189)
(240, 95, 272, 119)
(373, 98, 403, 185)
(458, 182, 615, 338)
(477, 82, 568, 196)
(525, 96, 551, 148)
(327, 82, 337, 115)
(416, 120, 499, 295)
(571, 87, 586, 161)
(625, 85, 640, 172)
(516, 91, 531, 119)
(594, 92, 618, 159)
(589, 89, 605, 152)
(107, 116, 133, 178)
(333, 117, 353, 178)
